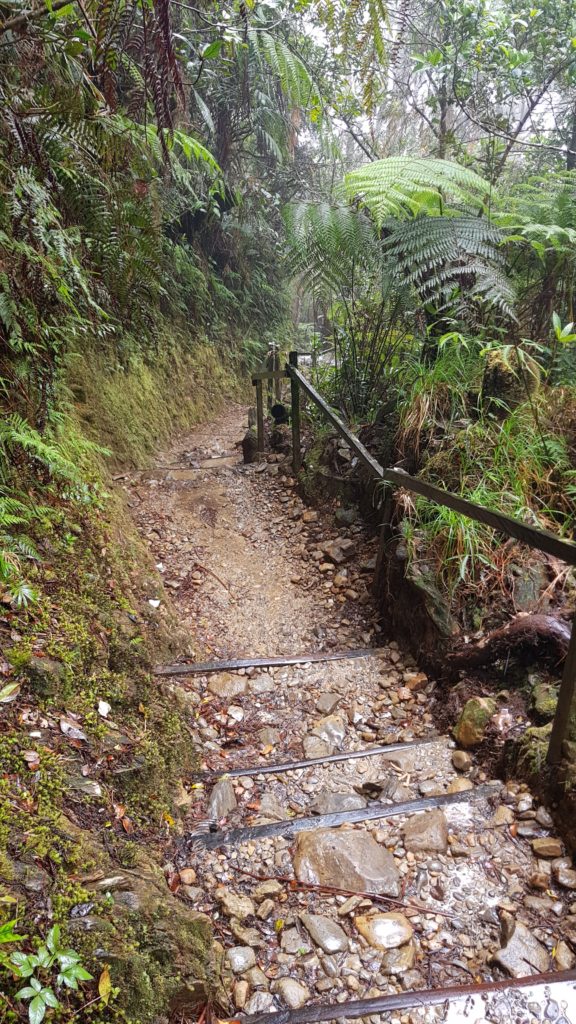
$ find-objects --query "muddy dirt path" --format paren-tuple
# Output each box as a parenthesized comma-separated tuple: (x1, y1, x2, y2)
(129, 406, 576, 1024)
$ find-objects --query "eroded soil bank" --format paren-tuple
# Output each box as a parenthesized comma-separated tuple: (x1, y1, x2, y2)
(127, 406, 576, 1023)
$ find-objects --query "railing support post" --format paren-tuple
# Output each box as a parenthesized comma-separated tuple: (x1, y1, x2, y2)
(274, 346, 282, 403)
(547, 612, 576, 764)
(289, 351, 301, 474)
(256, 380, 265, 454)
(373, 484, 394, 592)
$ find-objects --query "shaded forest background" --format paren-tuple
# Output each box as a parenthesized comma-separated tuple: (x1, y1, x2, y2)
(1, 0, 576, 610)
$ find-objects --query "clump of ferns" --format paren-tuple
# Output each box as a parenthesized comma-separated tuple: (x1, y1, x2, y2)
(0, 414, 105, 609)
(0, 494, 41, 608)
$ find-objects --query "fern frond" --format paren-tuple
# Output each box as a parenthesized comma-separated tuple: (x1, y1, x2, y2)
(252, 30, 321, 111)
(284, 202, 380, 296)
(343, 158, 490, 223)
(384, 215, 516, 317)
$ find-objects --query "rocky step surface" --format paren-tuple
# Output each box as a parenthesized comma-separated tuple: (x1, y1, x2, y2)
(131, 411, 576, 1023)
(165, 653, 576, 1023)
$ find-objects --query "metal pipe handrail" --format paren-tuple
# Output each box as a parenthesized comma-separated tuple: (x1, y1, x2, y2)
(283, 352, 576, 766)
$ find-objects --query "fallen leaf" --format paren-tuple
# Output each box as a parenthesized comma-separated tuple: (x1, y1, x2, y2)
(22, 750, 40, 769)
(260, 744, 274, 756)
(179, 868, 197, 885)
(167, 871, 180, 892)
(0, 681, 21, 704)
(98, 965, 112, 1005)
(121, 816, 134, 834)
(60, 718, 87, 741)
(113, 803, 126, 820)
(162, 811, 175, 826)
(274, 919, 284, 933)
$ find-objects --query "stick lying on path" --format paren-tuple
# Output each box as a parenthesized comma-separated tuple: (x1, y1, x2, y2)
(223, 969, 576, 1024)
(232, 865, 457, 920)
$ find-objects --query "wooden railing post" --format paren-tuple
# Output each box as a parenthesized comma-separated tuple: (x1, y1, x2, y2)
(289, 351, 301, 473)
(373, 484, 394, 592)
(274, 346, 282, 403)
(547, 612, 576, 764)
(255, 380, 265, 454)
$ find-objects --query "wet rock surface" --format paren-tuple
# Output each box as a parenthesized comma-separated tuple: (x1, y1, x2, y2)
(129, 406, 576, 1023)
(293, 829, 401, 895)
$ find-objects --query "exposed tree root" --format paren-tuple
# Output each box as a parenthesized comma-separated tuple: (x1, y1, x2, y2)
(448, 613, 571, 671)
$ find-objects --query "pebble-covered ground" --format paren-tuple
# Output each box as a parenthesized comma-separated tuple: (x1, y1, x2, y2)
(129, 406, 576, 1023)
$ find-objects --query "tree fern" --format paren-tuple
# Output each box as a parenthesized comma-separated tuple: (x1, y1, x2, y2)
(284, 202, 381, 296)
(343, 157, 490, 223)
(383, 215, 516, 317)
(494, 171, 576, 336)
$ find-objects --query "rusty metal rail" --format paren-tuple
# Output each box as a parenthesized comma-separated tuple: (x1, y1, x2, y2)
(154, 647, 377, 677)
(187, 783, 494, 850)
(193, 736, 438, 781)
(224, 969, 576, 1024)
(248, 352, 576, 765)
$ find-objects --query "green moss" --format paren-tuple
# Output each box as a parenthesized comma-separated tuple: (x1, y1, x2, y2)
(516, 722, 553, 775)
(531, 681, 558, 721)
(66, 339, 244, 468)
(0, 333, 229, 1021)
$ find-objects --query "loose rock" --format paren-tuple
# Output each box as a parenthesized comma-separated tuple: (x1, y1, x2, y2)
(316, 692, 341, 715)
(382, 941, 417, 974)
(354, 913, 413, 950)
(311, 714, 346, 747)
(293, 830, 400, 896)
(215, 888, 255, 920)
(403, 810, 449, 853)
(310, 790, 367, 815)
(273, 978, 310, 1009)
(208, 673, 248, 700)
(207, 780, 237, 819)
(300, 913, 349, 953)
(226, 947, 256, 974)
(531, 837, 563, 859)
(451, 750, 472, 772)
(453, 697, 497, 747)
(492, 913, 550, 976)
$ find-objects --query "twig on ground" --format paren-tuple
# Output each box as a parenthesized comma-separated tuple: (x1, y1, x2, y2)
(231, 865, 456, 919)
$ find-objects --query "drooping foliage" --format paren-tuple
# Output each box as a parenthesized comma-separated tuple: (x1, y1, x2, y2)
(343, 157, 490, 222)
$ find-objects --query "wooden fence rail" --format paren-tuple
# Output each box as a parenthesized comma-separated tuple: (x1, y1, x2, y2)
(252, 351, 576, 764)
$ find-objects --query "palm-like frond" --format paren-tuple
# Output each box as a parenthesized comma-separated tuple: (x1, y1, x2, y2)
(284, 202, 380, 295)
(384, 215, 516, 317)
(343, 158, 490, 223)
(253, 31, 321, 111)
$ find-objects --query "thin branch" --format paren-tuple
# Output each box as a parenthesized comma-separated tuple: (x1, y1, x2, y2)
(0, 0, 73, 37)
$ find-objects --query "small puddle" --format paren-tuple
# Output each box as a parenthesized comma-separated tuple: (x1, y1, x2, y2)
(166, 456, 239, 480)
(199, 455, 238, 469)
(166, 468, 200, 481)
(437, 979, 576, 1022)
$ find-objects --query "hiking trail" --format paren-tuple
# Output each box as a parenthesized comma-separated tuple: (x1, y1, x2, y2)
(127, 405, 576, 1024)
